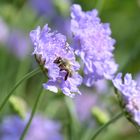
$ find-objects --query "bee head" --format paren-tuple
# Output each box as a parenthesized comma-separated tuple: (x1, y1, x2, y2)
(53, 57, 62, 64)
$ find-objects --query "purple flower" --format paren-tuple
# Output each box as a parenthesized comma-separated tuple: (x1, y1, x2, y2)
(29, 0, 55, 17)
(113, 73, 140, 126)
(0, 114, 63, 140)
(30, 24, 82, 97)
(71, 4, 118, 87)
(74, 90, 98, 122)
(94, 79, 108, 94)
(29, 0, 71, 37)
(52, 16, 71, 39)
(74, 87, 110, 126)
(7, 30, 30, 59)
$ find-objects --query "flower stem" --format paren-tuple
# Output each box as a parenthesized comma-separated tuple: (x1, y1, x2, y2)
(64, 97, 81, 140)
(90, 112, 124, 140)
(0, 67, 41, 112)
(20, 87, 44, 140)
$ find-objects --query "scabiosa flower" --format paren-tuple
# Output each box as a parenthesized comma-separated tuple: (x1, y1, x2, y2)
(29, 0, 55, 17)
(53, 16, 71, 38)
(113, 73, 140, 127)
(94, 79, 108, 94)
(74, 89, 98, 122)
(7, 30, 30, 59)
(29, 0, 71, 37)
(0, 114, 63, 140)
(74, 86, 109, 123)
(71, 4, 118, 87)
(30, 24, 82, 97)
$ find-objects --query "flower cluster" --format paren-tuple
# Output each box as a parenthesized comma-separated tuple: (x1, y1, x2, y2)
(30, 24, 82, 97)
(113, 73, 140, 126)
(0, 114, 63, 140)
(71, 4, 118, 86)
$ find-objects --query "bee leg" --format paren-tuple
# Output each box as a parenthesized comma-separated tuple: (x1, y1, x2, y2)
(64, 72, 69, 81)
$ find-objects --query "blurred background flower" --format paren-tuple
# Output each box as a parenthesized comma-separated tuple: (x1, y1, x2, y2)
(74, 89, 98, 122)
(0, 114, 63, 140)
(29, 0, 55, 18)
(28, 0, 72, 37)
(6, 29, 31, 59)
(74, 80, 110, 124)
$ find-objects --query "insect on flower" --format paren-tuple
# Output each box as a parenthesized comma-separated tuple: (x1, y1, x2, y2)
(54, 57, 72, 81)
(30, 24, 82, 97)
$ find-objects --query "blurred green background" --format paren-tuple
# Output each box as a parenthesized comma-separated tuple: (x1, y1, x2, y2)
(0, 0, 140, 140)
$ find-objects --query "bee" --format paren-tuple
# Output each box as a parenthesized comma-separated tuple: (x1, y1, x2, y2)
(54, 57, 72, 81)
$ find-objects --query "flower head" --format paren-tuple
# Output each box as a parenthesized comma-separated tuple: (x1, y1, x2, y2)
(71, 4, 118, 87)
(0, 114, 63, 140)
(30, 24, 82, 97)
(113, 73, 140, 126)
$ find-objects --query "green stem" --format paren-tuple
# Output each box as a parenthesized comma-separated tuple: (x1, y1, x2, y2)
(20, 88, 44, 140)
(90, 112, 124, 140)
(0, 68, 41, 112)
(64, 97, 81, 140)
